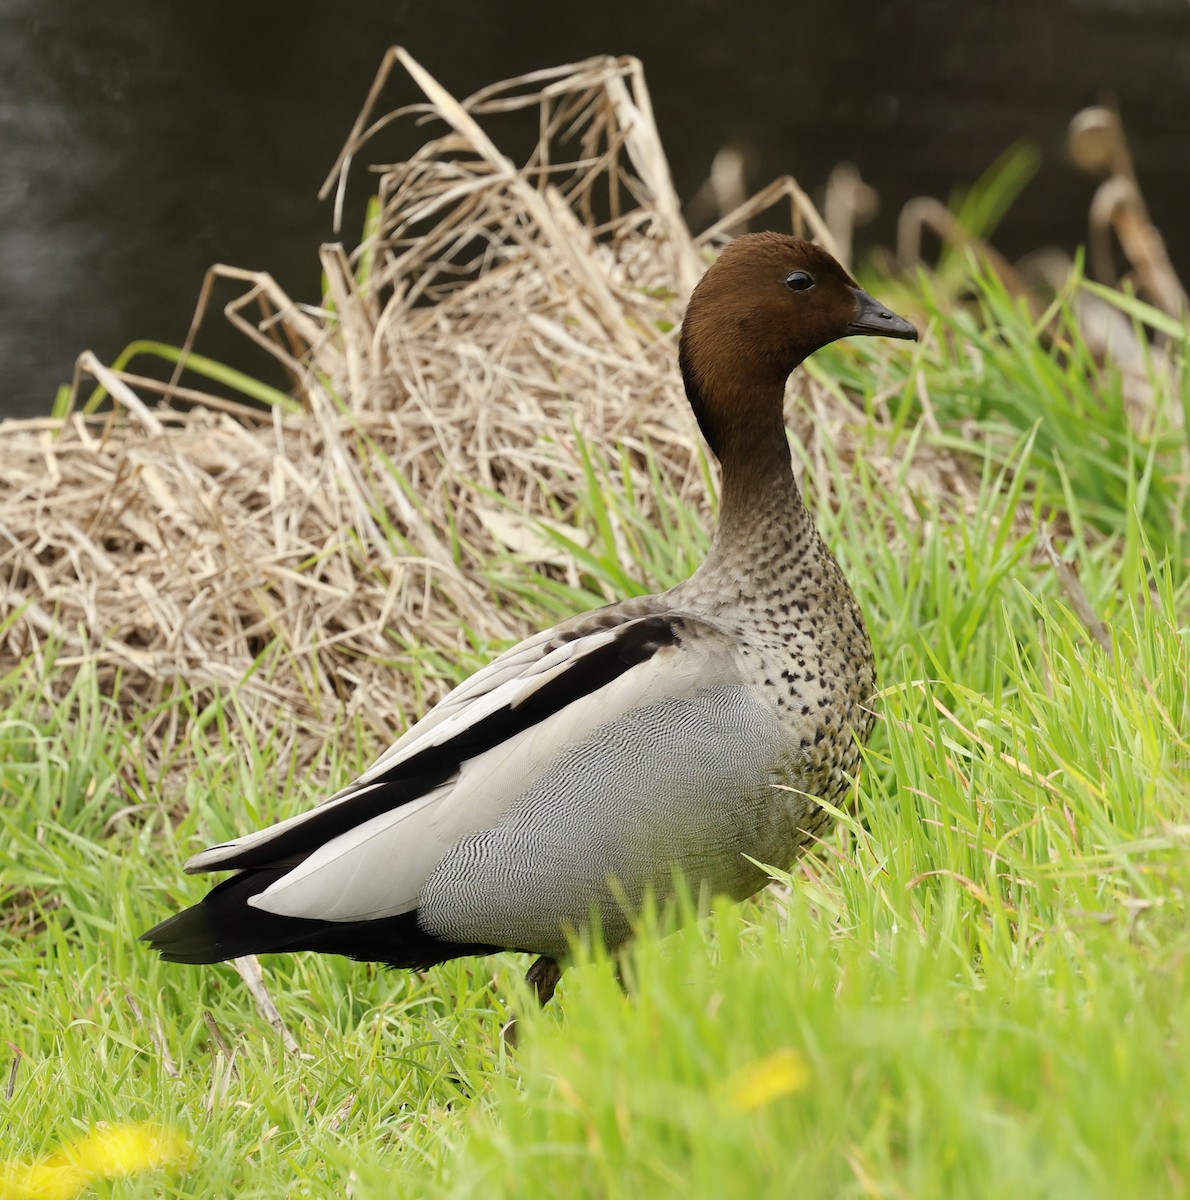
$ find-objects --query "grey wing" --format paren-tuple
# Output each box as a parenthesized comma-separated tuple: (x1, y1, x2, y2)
(185, 606, 674, 877)
(419, 682, 813, 958)
(197, 608, 760, 940)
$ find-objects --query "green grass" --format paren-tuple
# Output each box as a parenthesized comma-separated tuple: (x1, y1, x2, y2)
(3, 268, 1189, 1197)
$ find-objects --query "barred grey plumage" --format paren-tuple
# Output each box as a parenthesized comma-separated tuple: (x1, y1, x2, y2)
(421, 685, 806, 956)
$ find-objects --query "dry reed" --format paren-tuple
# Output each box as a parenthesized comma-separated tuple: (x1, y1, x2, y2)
(0, 53, 763, 779)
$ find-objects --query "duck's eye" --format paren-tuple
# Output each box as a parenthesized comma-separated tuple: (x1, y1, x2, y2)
(785, 270, 815, 292)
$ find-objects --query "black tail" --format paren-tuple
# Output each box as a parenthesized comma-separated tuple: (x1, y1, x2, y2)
(140, 869, 500, 970)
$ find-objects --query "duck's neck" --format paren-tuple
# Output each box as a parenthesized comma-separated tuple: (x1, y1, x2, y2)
(694, 380, 820, 588)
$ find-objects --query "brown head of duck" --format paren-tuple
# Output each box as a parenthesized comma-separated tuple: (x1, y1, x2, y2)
(679, 234, 916, 501)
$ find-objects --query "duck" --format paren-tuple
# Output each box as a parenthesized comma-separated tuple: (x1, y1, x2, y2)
(142, 233, 917, 1016)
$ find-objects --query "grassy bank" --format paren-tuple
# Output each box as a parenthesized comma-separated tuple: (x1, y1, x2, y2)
(3, 267, 1189, 1196)
(3, 53, 1189, 1200)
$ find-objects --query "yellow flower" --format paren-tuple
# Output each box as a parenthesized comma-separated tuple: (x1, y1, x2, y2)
(0, 1123, 190, 1200)
(723, 1048, 812, 1112)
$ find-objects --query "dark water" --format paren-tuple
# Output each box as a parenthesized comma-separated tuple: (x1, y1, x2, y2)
(2, 0, 1188, 416)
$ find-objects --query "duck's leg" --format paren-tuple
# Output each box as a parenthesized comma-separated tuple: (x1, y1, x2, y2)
(502, 956, 563, 1048)
(526, 955, 563, 1006)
